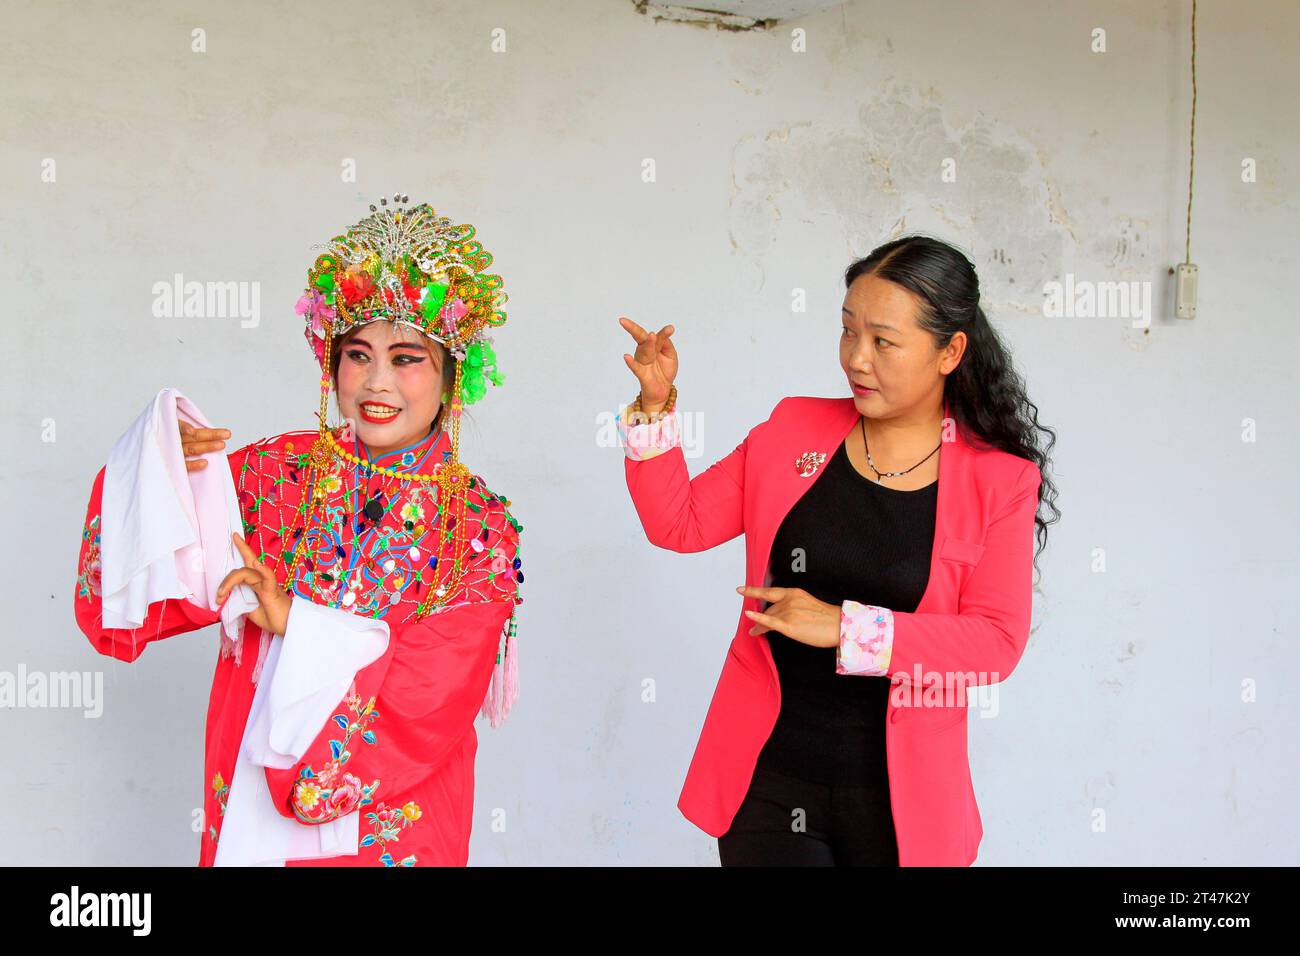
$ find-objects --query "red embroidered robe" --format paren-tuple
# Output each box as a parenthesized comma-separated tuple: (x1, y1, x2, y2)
(74, 425, 523, 866)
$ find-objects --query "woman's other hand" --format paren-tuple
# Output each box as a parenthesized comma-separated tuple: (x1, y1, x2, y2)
(179, 421, 231, 472)
(737, 585, 840, 648)
(217, 533, 292, 636)
(619, 317, 678, 413)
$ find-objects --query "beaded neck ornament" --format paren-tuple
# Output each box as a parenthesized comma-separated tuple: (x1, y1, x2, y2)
(285, 193, 510, 619)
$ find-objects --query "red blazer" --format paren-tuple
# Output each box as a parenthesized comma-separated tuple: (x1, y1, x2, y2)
(623, 394, 1042, 865)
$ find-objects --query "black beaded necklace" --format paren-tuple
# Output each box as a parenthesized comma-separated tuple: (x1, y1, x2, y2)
(860, 416, 941, 483)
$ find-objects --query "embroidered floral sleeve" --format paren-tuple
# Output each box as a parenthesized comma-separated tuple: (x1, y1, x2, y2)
(263, 600, 514, 851)
(617, 405, 682, 461)
(288, 693, 382, 826)
(836, 600, 894, 677)
(283, 695, 425, 863)
(76, 513, 102, 602)
(209, 771, 230, 846)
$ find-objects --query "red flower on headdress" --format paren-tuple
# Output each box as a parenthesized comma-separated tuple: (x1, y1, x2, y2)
(337, 265, 375, 306)
(379, 281, 424, 311)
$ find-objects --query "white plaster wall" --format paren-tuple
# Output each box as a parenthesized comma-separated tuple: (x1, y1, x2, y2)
(2, 0, 1296, 865)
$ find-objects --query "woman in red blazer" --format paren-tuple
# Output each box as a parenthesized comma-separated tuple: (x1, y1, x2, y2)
(617, 235, 1058, 866)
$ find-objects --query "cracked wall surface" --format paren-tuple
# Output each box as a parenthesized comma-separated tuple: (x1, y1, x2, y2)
(729, 81, 1087, 317)
(632, 0, 841, 29)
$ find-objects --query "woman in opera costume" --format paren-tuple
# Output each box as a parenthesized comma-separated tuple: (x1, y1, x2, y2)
(73, 194, 525, 866)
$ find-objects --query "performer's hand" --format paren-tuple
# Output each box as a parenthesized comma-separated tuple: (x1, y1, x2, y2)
(179, 421, 231, 473)
(217, 533, 291, 636)
(619, 316, 678, 412)
(737, 585, 840, 648)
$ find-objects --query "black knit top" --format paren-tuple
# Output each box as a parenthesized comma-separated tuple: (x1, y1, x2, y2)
(753, 437, 937, 787)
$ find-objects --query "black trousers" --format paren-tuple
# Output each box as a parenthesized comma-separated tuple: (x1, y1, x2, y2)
(717, 765, 900, 866)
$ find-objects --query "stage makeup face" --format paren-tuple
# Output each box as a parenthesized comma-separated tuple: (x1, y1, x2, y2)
(334, 320, 445, 457)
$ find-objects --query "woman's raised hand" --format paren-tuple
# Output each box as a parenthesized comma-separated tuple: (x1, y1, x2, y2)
(619, 317, 678, 413)
(179, 421, 231, 472)
(216, 533, 292, 637)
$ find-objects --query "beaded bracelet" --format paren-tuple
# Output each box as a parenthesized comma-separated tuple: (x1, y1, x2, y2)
(626, 384, 677, 423)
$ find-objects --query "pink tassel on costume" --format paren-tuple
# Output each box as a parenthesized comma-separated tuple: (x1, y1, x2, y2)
(220, 627, 244, 668)
(478, 610, 518, 729)
(250, 630, 271, 685)
(503, 625, 518, 713)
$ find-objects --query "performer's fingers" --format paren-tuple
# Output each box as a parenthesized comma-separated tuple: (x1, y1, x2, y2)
(216, 568, 258, 602)
(185, 458, 210, 472)
(635, 330, 660, 364)
(185, 428, 230, 450)
(230, 532, 261, 568)
(181, 423, 229, 446)
(184, 440, 223, 457)
(618, 316, 649, 342)
(231, 536, 278, 590)
(737, 585, 785, 602)
(658, 326, 678, 358)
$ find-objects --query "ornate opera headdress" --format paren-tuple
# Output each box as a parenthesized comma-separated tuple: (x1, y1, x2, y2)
(295, 191, 508, 406)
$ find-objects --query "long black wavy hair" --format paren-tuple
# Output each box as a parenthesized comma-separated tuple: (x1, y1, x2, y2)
(845, 235, 1060, 578)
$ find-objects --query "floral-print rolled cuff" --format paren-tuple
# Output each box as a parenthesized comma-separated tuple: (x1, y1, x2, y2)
(836, 600, 894, 676)
(617, 406, 682, 461)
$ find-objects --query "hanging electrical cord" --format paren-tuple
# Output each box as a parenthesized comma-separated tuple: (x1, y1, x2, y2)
(1173, 0, 1200, 320)
(1184, 0, 1197, 265)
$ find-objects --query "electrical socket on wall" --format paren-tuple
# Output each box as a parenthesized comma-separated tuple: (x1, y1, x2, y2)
(1175, 263, 1198, 319)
